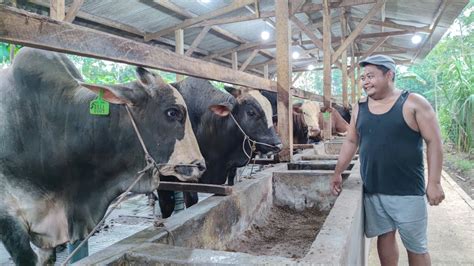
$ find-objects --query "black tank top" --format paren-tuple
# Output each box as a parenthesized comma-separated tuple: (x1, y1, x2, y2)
(356, 91, 425, 195)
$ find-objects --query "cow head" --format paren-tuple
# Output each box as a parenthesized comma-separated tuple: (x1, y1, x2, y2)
(81, 67, 205, 185)
(214, 87, 282, 155)
(300, 100, 321, 140)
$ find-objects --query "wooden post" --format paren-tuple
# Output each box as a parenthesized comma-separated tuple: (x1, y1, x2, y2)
(50, 0, 65, 21)
(264, 64, 269, 79)
(322, 0, 332, 140)
(276, 0, 292, 161)
(231, 51, 238, 70)
(175, 29, 184, 81)
(351, 55, 356, 104)
(356, 57, 362, 99)
(340, 8, 348, 108)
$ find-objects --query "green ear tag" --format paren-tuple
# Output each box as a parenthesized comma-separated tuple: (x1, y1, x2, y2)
(89, 89, 110, 116)
(323, 112, 330, 120)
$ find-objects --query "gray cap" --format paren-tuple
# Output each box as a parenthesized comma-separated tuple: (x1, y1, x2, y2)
(359, 54, 396, 73)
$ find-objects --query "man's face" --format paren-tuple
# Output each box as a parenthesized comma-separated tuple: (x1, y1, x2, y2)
(360, 65, 392, 98)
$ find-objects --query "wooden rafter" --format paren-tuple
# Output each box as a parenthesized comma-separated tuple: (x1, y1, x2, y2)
(0, 6, 274, 89)
(151, 0, 274, 61)
(354, 50, 406, 56)
(192, 0, 375, 28)
(350, 16, 431, 33)
(332, 0, 386, 64)
(240, 49, 260, 71)
(185, 26, 211, 56)
(145, 0, 254, 41)
(348, 36, 388, 73)
(64, 0, 83, 23)
(50, 0, 64, 20)
(412, 0, 448, 62)
(290, 16, 325, 51)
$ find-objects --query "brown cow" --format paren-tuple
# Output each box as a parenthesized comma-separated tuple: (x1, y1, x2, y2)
(319, 106, 350, 135)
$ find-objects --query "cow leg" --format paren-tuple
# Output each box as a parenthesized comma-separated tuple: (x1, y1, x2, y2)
(227, 168, 237, 186)
(0, 213, 37, 265)
(184, 192, 198, 208)
(157, 190, 175, 218)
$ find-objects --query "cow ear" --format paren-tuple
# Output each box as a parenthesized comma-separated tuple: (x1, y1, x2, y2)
(209, 104, 231, 117)
(80, 82, 132, 105)
(135, 67, 169, 97)
(224, 86, 241, 98)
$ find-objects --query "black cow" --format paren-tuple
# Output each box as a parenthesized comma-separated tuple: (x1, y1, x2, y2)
(157, 78, 282, 218)
(0, 48, 205, 265)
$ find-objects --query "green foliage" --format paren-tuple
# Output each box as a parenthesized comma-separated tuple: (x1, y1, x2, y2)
(0, 43, 21, 66)
(394, 3, 474, 153)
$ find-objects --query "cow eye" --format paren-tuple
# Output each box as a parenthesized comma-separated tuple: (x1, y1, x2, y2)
(247, 110, 256, 117)
(165, 107, 183, 122)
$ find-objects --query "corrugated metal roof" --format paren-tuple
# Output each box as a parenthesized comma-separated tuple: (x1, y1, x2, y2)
(17, 0, 470, 75)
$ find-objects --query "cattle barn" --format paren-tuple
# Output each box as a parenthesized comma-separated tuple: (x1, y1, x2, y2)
(0, 0, 468, 265)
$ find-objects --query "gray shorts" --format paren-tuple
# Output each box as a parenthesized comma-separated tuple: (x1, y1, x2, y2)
(364, 193, 428, 254)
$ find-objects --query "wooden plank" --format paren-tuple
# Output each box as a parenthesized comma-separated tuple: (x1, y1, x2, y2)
(293, 144, 314, 149)
(348, 36, 388, 73)
(0, 6, 275, 89)
(354, 49, 405, 57)
(290, 16, 325, 51)
(64, 0, 83, 23)
(175, 29, 185, 81)
(350, 16, 431, 33)
(351, 55, 356, 104)
(292, 72, 303, 85)
(50, 0, 64, 20)
(239, 49, 259, 71)
(264, 64, 269, 79)
(192, 0, 375, 28)
(145, 0, 254, 41)
(323, 0, 332, 140)
(157, 181, 232, 196)
(331, 0, 385, 64)
(412, 0, 448, 62)
(340, 9, 349, 108)
(276, 0, 293, 161)
(185, 26, 211, 56)
(232, 51, 238, 70)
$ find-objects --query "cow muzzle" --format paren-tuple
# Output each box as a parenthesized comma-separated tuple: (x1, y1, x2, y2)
(171, 159, 206, 182)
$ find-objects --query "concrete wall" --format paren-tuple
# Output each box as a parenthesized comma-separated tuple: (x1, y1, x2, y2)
(302, 163, 369, 265)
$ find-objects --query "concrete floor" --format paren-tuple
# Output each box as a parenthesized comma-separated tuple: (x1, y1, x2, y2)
(368, 171, 474, 265)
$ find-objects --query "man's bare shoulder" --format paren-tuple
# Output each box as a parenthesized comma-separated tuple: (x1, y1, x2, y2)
(358, 96, 368, 103)
(406, 92, 433, 111)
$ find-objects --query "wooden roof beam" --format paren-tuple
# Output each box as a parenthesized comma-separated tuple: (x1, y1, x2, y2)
(185, 26, 211, 56)
(193, 0, 375, 28)
(0, 5, 273, 89)
(354, 50, 407, 56)
(145, 0, 254, 41)
(64, 0, 83, 23)
(151, 0, 274, 60)
(239, 49, 260, 71)
(332, 0, 386, 64)
(350, 16, 431, 33)
(412, 0, 448, 62)
(348, 36, 388, 73)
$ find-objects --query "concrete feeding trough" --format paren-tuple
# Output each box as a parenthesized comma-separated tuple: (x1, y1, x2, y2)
(78, 159, 367, 265)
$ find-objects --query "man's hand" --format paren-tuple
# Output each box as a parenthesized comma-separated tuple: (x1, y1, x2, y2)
(426, 182, 445, 206)
(330, 173, 343, 196)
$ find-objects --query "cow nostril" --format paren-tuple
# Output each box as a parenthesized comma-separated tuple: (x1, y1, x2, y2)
(193, 160, 206, 172)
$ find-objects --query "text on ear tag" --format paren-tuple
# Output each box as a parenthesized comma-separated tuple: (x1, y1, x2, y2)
(90, 89, 110, 116)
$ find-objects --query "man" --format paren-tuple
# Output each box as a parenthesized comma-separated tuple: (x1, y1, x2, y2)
(330, 55, 445, 266)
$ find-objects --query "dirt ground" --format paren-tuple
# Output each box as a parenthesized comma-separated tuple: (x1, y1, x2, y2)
(442, 143, 474, 199)
(226, 206, 329, 259)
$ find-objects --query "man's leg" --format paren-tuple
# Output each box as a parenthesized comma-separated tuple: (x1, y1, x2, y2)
(377, 230, 399, 266)
(407, 250, 431, 266)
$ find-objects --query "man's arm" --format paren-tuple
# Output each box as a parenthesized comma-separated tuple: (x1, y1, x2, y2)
(330, 103, 360, 196)
(410, 93, 445, 205)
